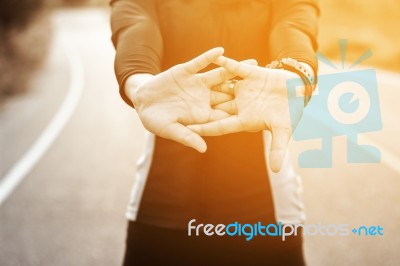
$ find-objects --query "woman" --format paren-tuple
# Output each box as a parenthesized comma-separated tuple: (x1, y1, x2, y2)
(110, 0, 319, 265)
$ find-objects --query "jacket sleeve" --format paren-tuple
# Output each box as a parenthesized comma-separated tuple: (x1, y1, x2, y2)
(269, 0, 320, 74)
(110, 0, 163, 106)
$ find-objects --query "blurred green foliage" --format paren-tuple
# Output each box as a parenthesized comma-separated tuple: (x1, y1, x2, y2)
(1, 0, 44, 29)
(0, 0, 49, 101)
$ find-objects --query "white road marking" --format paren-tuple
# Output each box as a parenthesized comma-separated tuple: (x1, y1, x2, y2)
(0, 37, 84, 206)
(374, 69, 400, 174)
(368, 138, 400, 175)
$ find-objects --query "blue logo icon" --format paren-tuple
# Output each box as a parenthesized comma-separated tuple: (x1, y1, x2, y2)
(287, 40, 382, 168)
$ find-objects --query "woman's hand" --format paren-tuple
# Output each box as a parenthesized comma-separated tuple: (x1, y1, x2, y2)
(125, 48, 243, 153)
(188, 56, 306, 172)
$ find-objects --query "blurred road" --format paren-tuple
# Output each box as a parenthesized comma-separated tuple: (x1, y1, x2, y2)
(0, 9, 143, 266)
(0, 8, 399, 266)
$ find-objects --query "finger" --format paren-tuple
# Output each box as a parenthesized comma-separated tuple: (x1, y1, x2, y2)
(243, 59, 258, 66)
(159, 123, 207, 153)
(213, 100, 237, 115)
(214, 55, 257, 78)
(210, 91, 233, 106)
(212, 80, 237, 95)
(269, 127, 292, 173)
(187, 116, 243, 136)
(202, 59, 258, 87)
(208, 109, 231, 121)
(181, 47, 224, 74)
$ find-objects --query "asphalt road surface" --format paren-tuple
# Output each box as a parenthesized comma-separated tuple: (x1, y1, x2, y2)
(1, 8, 399, 266)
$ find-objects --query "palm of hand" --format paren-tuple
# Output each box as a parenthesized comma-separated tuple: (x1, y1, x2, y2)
(231, 69, 303, 133)
(129, 47, 233, 153)
(137, 68, 220, 138)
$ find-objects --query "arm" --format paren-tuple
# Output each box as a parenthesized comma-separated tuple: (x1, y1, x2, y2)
(269, 0, 320, 74)
(110, 0, 162, 107)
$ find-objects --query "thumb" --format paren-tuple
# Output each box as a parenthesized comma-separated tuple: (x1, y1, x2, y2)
(269, 127, 292, 173)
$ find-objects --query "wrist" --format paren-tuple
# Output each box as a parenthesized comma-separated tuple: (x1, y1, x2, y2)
(298, 62, 314, 79)
(267, 58, 316, 106)
(125, 74, 154, 107)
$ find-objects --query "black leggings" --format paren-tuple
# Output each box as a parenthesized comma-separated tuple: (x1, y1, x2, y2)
(122, 221, 306, 266)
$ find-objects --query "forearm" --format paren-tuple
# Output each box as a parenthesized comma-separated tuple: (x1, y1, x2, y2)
(269, 0, 320, 74)
(110, 0, 162, 107)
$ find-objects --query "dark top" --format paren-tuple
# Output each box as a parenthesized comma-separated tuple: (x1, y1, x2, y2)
(110, 0, 319, 229)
